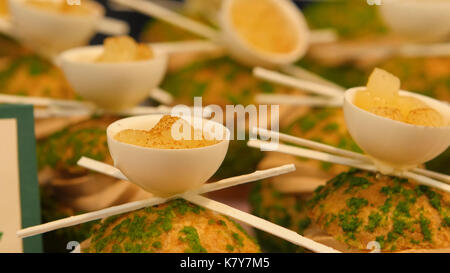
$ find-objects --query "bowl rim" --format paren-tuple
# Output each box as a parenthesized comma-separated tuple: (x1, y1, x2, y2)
(107, 114, 231, 152)
(344, 86, 450, 130)
(9, 0, 105, 20)
(219, 0, 310, 65)
(59, 44, 168, 67)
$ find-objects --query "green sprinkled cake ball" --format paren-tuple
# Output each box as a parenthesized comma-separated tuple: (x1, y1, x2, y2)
(83, 199, 260, 253)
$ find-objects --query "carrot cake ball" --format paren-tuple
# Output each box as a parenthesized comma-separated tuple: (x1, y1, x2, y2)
(37, 116, 117, 177)
(0, 53, 75, 99)
(306, 170, 450, 252)
(252, 170, 450, 253)
(83, 199, 260, 253)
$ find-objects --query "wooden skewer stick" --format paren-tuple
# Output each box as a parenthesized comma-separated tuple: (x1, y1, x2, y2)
(253, 67, 344, 98)
(412, 168, 450, 184)
(77, 157, 128, 181)
(255, 94, 343, 107)
(183, 194, 341, 253)
(278, 64, 345, 91)
(150, 40, 223, 55)
(253, 127, 370, 162)
(33, 108, 92, 119)
(149, 88, 174, 105)
(0, 15, 130, 41)
(308, 28, 338, 45)
(253, 127, 450, 184)
(0, 94, 177, 118)
(111, 0, 220, 41)
(16, 158, 295, 238)
(78, 157, 297, 196)
(0, 94, 93, 109)
(247, 139, 450, 193)
(95, 17, 130, 36)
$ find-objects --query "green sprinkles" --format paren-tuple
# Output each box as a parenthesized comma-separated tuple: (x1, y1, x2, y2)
(179, 226, 207, 253)
(232, 232, 244, 247)
(365, 212, 382, 232)
(226, 244, 234, 252)
(419, 215, 432, 241)
(152, 241, 162, 249)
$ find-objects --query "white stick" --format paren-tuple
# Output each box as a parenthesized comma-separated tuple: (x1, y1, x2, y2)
(255, 94, 342, 107)
(0, 94, 92, 109)
(248, 139, 450, 193)
(119, 105, 214, 118)
(253, 127, 450, 185)
(402, 171, 450, 192)
(117, 105, 176, 116)
(151, 40, 223, 55)
(254, 67, 344, 98)
(111, 0, 220, 41)
(33, 107, 92, 119)
(149, 88, 174, 105)
(309, 29, 339, 44)
(192, 164, 296, 195)
(78, 157, 128, 181)
(96, 17, 130, 36)
(17, 160, 295, 238)
(17, 195, 170, 239)
(249, 139, 374, 171)
(253, 128, 368, 163)
(279, 64, 345, 91)
(78, 156, 295, 195)
(183, 194, 340, 253)
(412, 168, 450, 184)
(398, 43, 450, 58)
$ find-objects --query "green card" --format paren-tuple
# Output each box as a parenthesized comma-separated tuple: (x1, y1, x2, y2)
(0, 104, 42, 253)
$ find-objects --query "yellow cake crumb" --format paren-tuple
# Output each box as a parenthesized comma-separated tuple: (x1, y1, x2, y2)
(354, 68, 447, 127)
(230, 0, 298, 54)
(96, 36, 153, 63)
(115, 115, 220, 149)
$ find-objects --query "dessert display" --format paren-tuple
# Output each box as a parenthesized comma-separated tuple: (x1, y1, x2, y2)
(0, 0, 448, 255)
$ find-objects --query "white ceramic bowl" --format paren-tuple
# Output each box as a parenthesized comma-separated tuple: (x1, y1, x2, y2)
(379, 0, 450, 42)
(219, 0, 309, 67)
(8, 0, 104, 57)
(59, 45, 168, 111)
(107, 114, 230, 196)
(344, 87, 450, 171)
